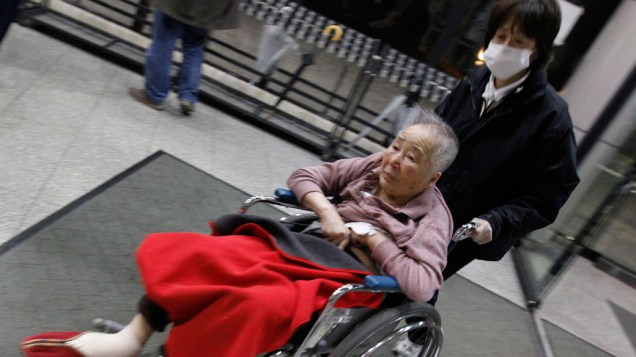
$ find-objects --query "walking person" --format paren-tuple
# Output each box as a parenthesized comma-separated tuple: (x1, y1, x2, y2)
(435, 0, 579, 281)
(129, 0, 239, 115)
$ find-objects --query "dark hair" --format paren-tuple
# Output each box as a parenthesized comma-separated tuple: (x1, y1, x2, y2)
(484, 0, 561, 68)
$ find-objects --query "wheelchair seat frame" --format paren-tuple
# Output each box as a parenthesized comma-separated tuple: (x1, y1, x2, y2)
(243, 189, 444, 357)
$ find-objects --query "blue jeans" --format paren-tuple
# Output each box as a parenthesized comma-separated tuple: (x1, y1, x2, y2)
(144, 9, 209, 104)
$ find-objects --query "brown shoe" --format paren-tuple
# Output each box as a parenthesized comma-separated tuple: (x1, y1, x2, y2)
(128, 88, 165, 111)
(179, 100, 194, 116)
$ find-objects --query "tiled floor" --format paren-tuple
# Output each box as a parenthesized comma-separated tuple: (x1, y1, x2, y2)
(1, 24, 635, 356)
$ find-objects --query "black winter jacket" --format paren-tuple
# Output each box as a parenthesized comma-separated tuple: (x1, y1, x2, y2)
(435, 67, 580, 261)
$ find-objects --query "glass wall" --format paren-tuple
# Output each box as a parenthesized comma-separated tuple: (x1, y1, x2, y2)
(514, 81, 636, 305)
(590, 162, 636, 273)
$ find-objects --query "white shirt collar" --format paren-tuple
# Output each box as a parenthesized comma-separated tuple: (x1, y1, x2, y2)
(483, 72, 531, 103)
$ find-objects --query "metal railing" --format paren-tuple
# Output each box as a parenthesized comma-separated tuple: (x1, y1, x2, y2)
(18, 0, 458, 159)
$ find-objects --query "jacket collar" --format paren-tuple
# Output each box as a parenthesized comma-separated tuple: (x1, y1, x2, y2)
(467, 66, 547, 107)
(457, 67, 548, 143)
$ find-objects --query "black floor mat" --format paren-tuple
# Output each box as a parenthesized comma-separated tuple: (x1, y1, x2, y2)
(0, 151, 283, 356)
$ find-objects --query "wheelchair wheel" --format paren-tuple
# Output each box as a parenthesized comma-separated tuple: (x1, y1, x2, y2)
(329, 302, 442, 357)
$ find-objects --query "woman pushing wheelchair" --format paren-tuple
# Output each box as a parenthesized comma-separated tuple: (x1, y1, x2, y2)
(21, 106, 458, 357)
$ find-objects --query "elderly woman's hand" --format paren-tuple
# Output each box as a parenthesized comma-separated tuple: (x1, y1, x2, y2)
(300, 192, 351, 249)
(320, 214, 351, 249)
(350, 229, 389, 252)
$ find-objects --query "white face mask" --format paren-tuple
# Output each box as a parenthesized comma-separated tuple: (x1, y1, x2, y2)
(483, 42, 534, 80)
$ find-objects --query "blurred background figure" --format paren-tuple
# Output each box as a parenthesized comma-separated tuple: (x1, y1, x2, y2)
(0, 0, 23, 49)
(129, 0, 239, 115)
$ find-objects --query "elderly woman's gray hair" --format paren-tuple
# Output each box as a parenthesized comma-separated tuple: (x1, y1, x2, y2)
(402, 105, 459, 173)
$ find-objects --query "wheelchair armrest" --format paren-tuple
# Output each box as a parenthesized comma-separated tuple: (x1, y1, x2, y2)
(240, 188, 306, 213)
(274, 188, 299, 205)
(241, 188, 338, 214)
(363, 275, 400, 290)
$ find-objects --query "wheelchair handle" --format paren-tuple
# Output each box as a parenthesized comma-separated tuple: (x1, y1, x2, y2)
(447, 221, 478, 253)
(452, 221, 477, 242)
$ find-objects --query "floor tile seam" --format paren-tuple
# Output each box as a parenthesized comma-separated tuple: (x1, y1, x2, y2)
(0, 94, 101, 141)
(0, 39, 75, 117)
(143, 111, 175, 157)
(13, 60, 111, 119)
(12, 116, 107, 234)
(0, 183, 46, 225)
(53, 58, 110, 117)
(0, 78, 38, 119)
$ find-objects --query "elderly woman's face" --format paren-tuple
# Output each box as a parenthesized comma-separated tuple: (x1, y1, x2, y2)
(380, 125, 441, 200)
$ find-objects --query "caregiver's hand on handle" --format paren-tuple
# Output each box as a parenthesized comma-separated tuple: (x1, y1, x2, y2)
(466, 217, 493, 245)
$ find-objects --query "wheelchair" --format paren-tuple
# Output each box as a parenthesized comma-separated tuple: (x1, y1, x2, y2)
(94, 189, 471, 356)
(239, 188, 458, 357)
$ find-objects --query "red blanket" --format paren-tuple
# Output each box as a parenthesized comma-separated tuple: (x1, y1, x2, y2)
(136, 217, 381, 356)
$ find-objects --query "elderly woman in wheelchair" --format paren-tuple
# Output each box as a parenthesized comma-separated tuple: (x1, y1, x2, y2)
(21, 107, 459, 357)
